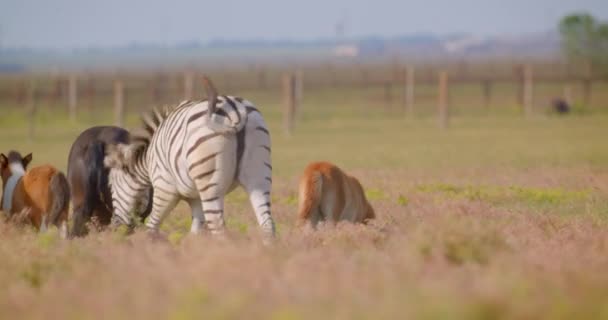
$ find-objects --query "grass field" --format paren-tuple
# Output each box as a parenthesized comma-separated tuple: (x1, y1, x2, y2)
(1, 85, 608, 319)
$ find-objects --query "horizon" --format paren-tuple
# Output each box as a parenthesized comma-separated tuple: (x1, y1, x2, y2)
(0, 30, 555, 52)
(1, 0, 607, 50)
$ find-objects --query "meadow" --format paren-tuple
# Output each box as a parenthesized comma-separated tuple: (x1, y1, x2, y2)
(1, 80, 608, 319)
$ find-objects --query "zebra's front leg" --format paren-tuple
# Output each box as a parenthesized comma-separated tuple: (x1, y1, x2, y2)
(145, 189, 180, 233)
(187, 198, 204, 234)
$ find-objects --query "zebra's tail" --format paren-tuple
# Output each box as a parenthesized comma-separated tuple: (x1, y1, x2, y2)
(202, 75, 218, 121)
(297, 170, 323, 227)
(202, 76, 246, 134)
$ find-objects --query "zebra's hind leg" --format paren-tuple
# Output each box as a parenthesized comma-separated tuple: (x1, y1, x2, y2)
(200, 195, 226, 236)
(187, 198, 204, 234)
(145, 189, 180, 233)
(244, 187, 276, 240)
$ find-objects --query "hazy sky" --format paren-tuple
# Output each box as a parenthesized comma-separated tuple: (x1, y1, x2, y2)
(1, 0, 607, 49)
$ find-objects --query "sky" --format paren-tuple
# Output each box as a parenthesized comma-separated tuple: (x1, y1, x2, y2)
(1, 0, 607, 49)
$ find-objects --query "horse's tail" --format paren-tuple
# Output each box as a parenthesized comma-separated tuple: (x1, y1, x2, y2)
(72, 141, 107, 237)
(48, 171, 70, 227)
(88, 141, 109, 211)
(297, 170, 323, 227)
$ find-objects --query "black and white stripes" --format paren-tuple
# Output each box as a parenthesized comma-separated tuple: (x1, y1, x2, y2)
(105, 84, 275, 238)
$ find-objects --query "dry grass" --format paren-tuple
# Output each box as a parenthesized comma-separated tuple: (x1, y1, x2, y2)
(1, 84, 608, 319)
(1, 168, 608, 319)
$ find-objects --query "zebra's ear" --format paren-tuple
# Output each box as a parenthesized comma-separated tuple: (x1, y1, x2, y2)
(104, 143, 136, 169)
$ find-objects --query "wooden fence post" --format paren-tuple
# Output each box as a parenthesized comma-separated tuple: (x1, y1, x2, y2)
(68, 74, 78, 121)
(257, 66, 267, 90)
(27, 79, 37, 141)
(515, 64, 524, 107)
(404, 66, 415, 115)
(523, 65, 533, 117)
(582, 61, 592, 107)
(384, 82, 392, 104)
(482, 79, 492, 110)
(183, 71, 194, 100)
(326, 63, 336, 87)
(283, 73, 297, 135)
(438, 71, 449, 129)
(51, 76, 62, 106)
(114, 80, 125, 127)
(86, 77, 96, 113)
(582, 78, 591, 107)
(563, 84, 573, 106)
(223, 70, 231, 92)
(295, 70, 303, 120)
(360, 67, 369, 87)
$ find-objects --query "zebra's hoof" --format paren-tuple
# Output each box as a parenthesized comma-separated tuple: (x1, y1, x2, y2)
(146, 229, 168, 243)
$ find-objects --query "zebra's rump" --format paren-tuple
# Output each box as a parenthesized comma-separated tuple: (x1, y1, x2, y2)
(150, 96, 255, 199)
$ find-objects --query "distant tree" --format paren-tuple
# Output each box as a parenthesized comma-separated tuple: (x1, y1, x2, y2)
(559, 13, 608, 74)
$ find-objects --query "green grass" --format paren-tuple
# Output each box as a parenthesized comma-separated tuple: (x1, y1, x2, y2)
(1, 83, 608, 319)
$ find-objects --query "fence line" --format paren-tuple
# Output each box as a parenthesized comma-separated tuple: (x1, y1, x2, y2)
(0, 61, 606, 140)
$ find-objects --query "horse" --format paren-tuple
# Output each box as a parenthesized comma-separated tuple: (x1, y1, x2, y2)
(297, 161, 375, 229)
(67, 126, 152, 237)
(0, 151, 70, 237)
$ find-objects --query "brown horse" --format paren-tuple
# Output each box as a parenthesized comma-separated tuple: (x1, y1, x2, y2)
(0, 151, 70, 237)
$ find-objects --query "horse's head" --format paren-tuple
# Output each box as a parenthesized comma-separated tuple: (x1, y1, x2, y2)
(0, 151, 32, 184)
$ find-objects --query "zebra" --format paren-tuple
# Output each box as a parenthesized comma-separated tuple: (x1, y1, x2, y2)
(103, 77, 275, 239)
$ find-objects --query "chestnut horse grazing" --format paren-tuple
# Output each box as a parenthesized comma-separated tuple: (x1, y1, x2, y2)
(297, 161, 375, 229)
(0, 151, 70, 237)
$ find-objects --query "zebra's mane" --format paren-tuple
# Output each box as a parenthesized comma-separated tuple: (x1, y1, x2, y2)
(128, 100, 194, 159)
(104, 76, 222, 171)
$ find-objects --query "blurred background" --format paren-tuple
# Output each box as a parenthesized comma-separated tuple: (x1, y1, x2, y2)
(1, 0, 607, 126)
(0, 0, 607, 172)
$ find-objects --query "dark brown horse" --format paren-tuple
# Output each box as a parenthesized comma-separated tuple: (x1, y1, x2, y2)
(67, 126, 152, 237)
(1, 151, 70, 237)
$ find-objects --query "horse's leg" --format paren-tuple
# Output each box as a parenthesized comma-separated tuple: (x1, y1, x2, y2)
(59, 220, 68, 238)
(68, 158, 93, 237)
(39, 211, 47, 233)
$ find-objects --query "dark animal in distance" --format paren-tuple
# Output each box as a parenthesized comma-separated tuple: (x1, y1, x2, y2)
(67, 126, 152, 237)
(551, 98, 570, 114)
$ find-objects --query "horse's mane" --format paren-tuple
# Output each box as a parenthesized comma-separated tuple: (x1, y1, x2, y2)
(6, 151, 24, 166)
